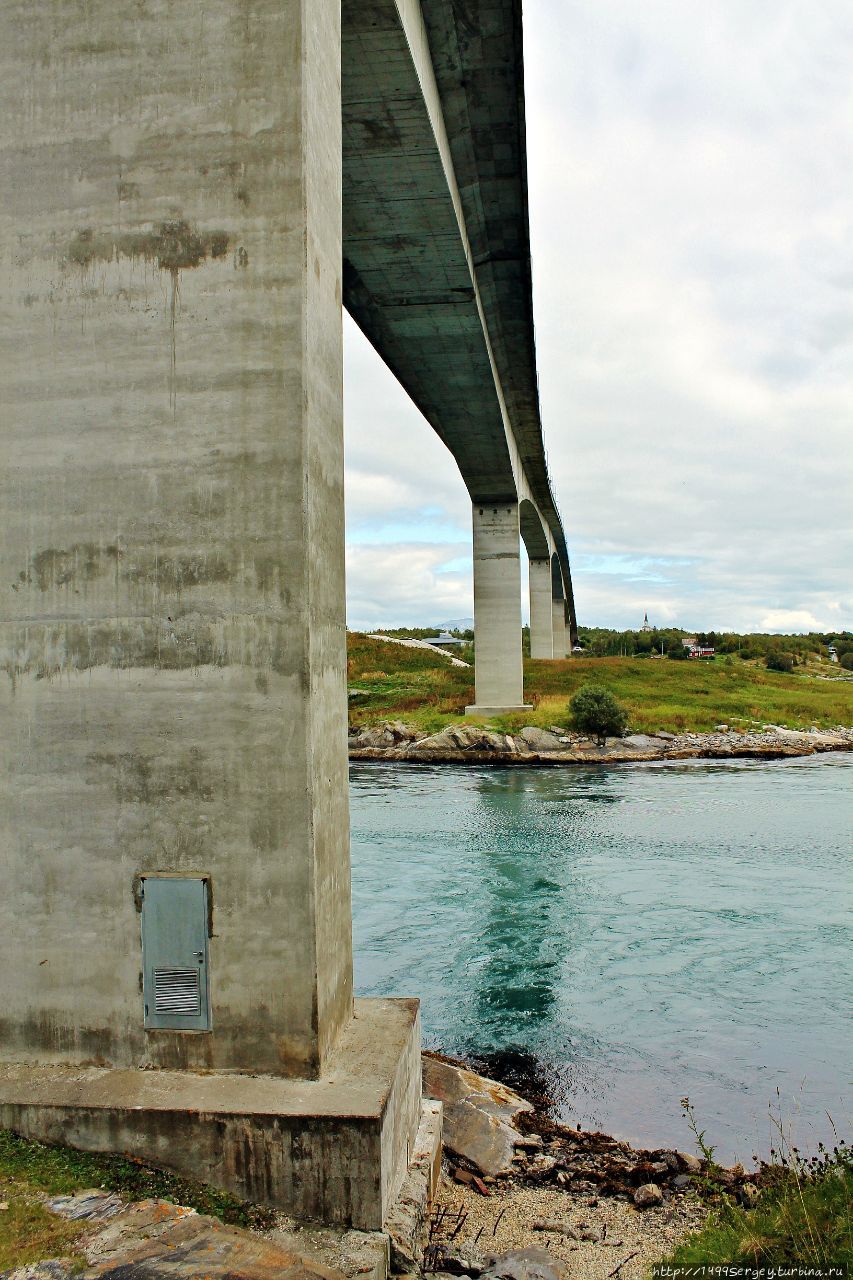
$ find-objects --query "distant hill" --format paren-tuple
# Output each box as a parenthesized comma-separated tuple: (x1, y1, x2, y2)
(434, 617, 475, 632)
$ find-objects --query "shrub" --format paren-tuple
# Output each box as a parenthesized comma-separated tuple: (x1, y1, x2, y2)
(766, 651, 794, 673)
(569, 683, 628, 745)
(841, 652, 853, 671)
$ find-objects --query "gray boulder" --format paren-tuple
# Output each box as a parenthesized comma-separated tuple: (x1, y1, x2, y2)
(422, 1056, 532, 1176)
(634, 1183, 663, 1208)
(519, 727, 563, 752)
(481, 1249, 566, 1280)
(621, 734, 666, 750)
(355, 725, 395, 748)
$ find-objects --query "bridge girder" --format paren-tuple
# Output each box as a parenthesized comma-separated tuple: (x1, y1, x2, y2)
(341, 0, 577, 646)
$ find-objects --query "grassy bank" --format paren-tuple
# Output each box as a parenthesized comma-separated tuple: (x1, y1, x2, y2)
(0, 1127, 274, 1266)
(661, 1148, 852, 1267)
(347, 634, 853, 735)
(0, 1188, 87, 1273)
(0, 1127, 277, 1270)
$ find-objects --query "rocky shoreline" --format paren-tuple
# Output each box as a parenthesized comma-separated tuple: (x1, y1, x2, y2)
(350, 720, 853, 766)
(415, 1054, 748, 1280)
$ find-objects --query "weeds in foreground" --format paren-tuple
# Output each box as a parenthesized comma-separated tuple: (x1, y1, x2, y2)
(0, 1189, 87, 1272)
(676, 1095, 717, 1172)
(0, 1128, 275, 1230)
(660, 1101, 852, 1267)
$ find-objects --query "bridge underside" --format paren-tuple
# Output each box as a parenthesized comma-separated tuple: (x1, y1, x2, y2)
(342, 0, 577, 671)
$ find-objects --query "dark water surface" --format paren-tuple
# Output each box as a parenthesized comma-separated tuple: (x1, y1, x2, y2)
(350, 753, 852, 1163)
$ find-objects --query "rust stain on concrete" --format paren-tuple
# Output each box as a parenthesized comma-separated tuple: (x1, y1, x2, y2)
(66, 220, 231, 406)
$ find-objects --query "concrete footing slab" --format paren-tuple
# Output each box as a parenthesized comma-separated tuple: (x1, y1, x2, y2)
(384, 1099, 443, 1272)
(270, 1099, 442, 1280)
(0, 998, 421, 1231)
(465, 705, 533, 717)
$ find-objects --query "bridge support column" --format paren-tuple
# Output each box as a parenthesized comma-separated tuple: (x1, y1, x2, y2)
(552, 597, 569, 658)
(0, 0, 423, 1226)
(466, 504, 531, 715)
(529, 559, 554, 658)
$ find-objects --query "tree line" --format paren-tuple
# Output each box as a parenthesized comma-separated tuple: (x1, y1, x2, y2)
(575, 626, 853, 669)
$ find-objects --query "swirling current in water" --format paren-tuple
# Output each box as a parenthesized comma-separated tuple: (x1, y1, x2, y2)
(350, 752, 852, 1163)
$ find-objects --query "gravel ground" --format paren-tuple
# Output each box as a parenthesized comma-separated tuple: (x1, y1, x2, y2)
(432, 1176, 708, 1280)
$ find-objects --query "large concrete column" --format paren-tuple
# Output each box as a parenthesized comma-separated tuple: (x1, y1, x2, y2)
(529, 559, 554, 658)
(552, 598, 570, 658)
(466, 504, 531, 714)
(0, 0, 353, 1082)
(0, 0, 429, 1227)
(551, 556, 569, 658)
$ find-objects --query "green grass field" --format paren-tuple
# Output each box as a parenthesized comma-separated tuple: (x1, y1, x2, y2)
(347, 634, 853, 735)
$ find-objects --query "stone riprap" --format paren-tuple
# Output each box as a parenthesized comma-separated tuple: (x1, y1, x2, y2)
(350, 723, 853, 765)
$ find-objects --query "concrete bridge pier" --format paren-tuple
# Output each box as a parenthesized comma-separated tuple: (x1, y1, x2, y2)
(528, 559, 554, 659)
(552, 601, 570, 658)
(552, 558, 570, 658)
(466, 503, 532, 716)
(0, 0, 427, 1229)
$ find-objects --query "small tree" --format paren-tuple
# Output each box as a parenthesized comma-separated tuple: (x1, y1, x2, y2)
(569, 683, 628, 745)
(840, 652, 853, 671)
(765, 650, 794, 673)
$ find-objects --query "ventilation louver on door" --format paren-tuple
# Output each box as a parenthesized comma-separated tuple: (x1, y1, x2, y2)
(153, 968, 201, 1016)
(141, 877, 210, 1030)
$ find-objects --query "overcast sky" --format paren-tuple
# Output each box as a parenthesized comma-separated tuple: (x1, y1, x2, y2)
(343, 0, 853, 635)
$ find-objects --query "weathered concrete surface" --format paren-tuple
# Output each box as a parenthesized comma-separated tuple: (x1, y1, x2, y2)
(0, 999, 422, 1229)
(422, 1057, 531, 1178)
(528, 561, 554, 660)
(550, 557, 570, 659)
(0, 0, 352, 1078)
(466, 505, 529, 713)
(384, 1099, 442, 1271)
(551, 601, 569, 661)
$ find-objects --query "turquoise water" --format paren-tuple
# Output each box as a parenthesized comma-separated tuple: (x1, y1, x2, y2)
(350, 753, 852, 1163)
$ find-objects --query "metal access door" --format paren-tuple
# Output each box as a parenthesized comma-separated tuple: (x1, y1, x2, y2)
(141, 877, 211, 1031)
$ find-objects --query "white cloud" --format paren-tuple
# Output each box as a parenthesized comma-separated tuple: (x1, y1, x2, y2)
(346, 542, 471, 631)
(760, 610, 823, 633)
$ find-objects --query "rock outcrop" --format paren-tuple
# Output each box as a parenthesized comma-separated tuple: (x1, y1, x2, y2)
(423, 1055, 532, 1177)
(21, 1191, 349, 1280)
(349, 722, 853, 765)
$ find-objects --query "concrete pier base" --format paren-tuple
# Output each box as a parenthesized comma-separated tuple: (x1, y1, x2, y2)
(465, 705, 533, 718)
(0, 999, 421, 1231)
